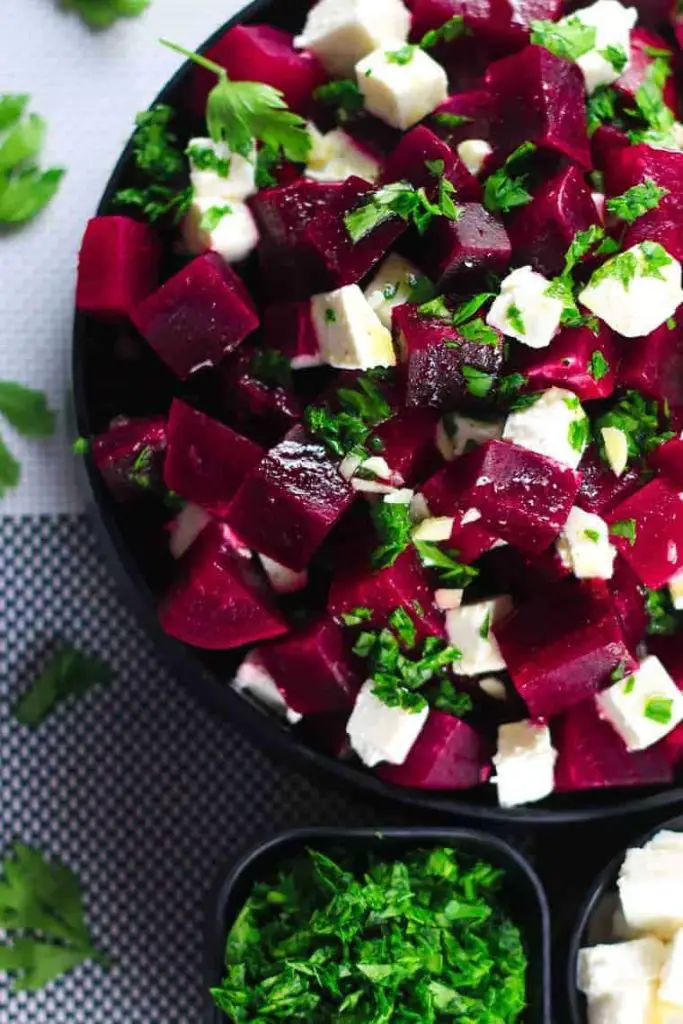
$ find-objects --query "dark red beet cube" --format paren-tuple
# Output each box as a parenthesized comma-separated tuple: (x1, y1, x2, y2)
(411, 0, 562, 52)
(371, 408, 441, 486)
(226, 433, 355, 572)
(381, 125, 481, 202)
(422, 462, 501, 561)
(614, 29, 679, 118)
(650, 438, 683, 490)
(379, 711, 492, 789)
(92, 415, 166, 501)
(429, 90, 496, 148)
(576, 445, 643, 517)
(604, 145, 683, 262)
(611, 556, 648, 655)
(513, 321, 618, 401)
(158, 522, 288, 650)
(163, 399, 263, 517)
(76, 216, 159, 319)
(619, 310, 683, 410)
(263, 302, 320, 369)
(607, 478, 683, 589)
(420, 203, 511, 290)
(131, 254, 259, 380)
(219, 348, 303, 446)
(591, 124, 630, 173)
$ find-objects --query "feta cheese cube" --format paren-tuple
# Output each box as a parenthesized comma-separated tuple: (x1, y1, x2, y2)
(183, 199, 260, 264)
(597, 655, 683, 752)
(364, 253, 423, 329)
(486, 266, 564, 349)
(571, 0, 638, 94)
(234, 652, 303, 724)
(311, 285, 396, 369)
(457, 139, 493, 176)
(295, 0, 411, 76)
(356, 46, 449, 131)
(648, 830, 683, 854)
(411, 516, 455, 542)
(445, 596, 512, 676)
(602, 426, 630, 477)
(169, 503, 211, 559)
(586, 985, 658, 1024)
(578, 938, 667, 998)
(493, 720, 557, 808)
(580, 242, 683, 338)
(258, 554, 308, 595)
(669, 569, 683, 610)
(660, 929, 683, 1008)
(557, 506, 616, 579)
(306, 125, 381, 183)
(619, 832, 683, 939)
(187, 137, 257, 202)
(436, 413, 504, 461)
(503, 387, 589, 470)
(346, 679, 429, 767)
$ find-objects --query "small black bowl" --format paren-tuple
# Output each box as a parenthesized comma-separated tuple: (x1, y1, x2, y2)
(203, 826, 552, 1023)
(567, 812, 683, 1024)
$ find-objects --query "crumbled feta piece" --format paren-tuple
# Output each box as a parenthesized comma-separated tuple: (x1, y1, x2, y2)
(557, 506, 616, 580)
(169, 503, 211, 559)
(503, 386, 589, 470)
(669, 569, 683, 610)
(660, 929, 683, 1008)
(457, 139, 493, 176)
(436, 413, 504, 461)
(578, 937, 667, 998)
(435, 588, 464, 611)
(360, 456, 394, 481)
(411, 516, 454, 542)
(571, 0, 638, 94)
(486, 266, 564, 349)
(339, 451, 364, 481)
(460, 507, 482, 526)
(385, 487, 414, 505)
(364, 253, 423, 329)
(311, 284, 396, 369)
(409, 492, 430, 520)
(351, 478, 396, 494)
(592, 192, 606, 222)
(258, 554, 308, 595)
(493, 720, 557, 808)
(596, 655, 683, 752)
(579, 242, 683, 338)
(187, 137, 257, 202)
(586, 985, 658, 1024)
(445, 597, 512, 676)
(234, 652, 303, 725)
(306, 126, 381, 183)
(602, 426, 629, 477)
(619, 832, 683, 939)
(479, 676, 507, 701)
(295, 0, 411, 76)
(183, 199, 260, 264)
(346, 679, 429, 767)
(356, 46, 449, 131)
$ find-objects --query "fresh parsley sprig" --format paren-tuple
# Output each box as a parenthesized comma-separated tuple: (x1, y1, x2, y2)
(60, 0, 150, 29)
(483, 142, 536, 215)
(0, 95, 64, 226)
(13, 645, 112, 727)
(644, 587, 682, 636)
(606, 178, 668, 224)
(370, 500, 414, 570)
(345, 161, 460, 242)
(0, 381, 56, 499)
(545, 225, 616, 330)
(304, 373, 392, 461)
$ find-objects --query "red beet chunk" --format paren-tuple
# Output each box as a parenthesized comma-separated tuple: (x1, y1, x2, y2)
(226, 433, 355, 572)
(422, 463, 501, 561)
(507, 166, 600, 278)
(513, 322, 618, 401)
(614, 29, 679, 117)
(420, 203, 511, 290)
(650, 438, 683, 489)
(612, 557, 648, 654)
(495, 581, 636, 717)
(379, 710, 492, 789)
(131, 254, 259, 380)
(220, 348, 302, 446)
(76, 216, 159, 319)
(576, 445, 642, 517)
(371, 408, 441, 485)
(619, 311, 683, 409)
(411, 0, 562, 52)
(92, 415, 166, 501)
(591, 125, 630, 173)
(608, 478, 683, 589)
(158, 522, 288, 650)
(486, 46, 591, 167)
(163, 399, 263, 517)
(554, 699, 673, 792)
(263, 302, 320, 369)
(381, 126, 481, 202)
(188, 24, 327, 117)
(258, 618, 362, 716)
(604, 145, 683, 262)
(430, 90, 496, 147)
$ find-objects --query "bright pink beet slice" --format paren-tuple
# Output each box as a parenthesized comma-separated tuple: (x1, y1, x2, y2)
(486, 46, 591, 167)
(576, 445, 642, 517)
(381, 125, 481, 202)
(513, 322, 618, 401)
(378, 710, 492, 789)
(92, 415, 167, 500)
(494, 581, 637, 718)
(420, 203, 511, 290)
(607, 478, 683, 589)
(371, 408, 441, 485)
(611, 557, 648, 655)
(159, 522, 288, 650)
(163, 399, 263, 517)
(258, 618, 362, 715)
(619, 310, 683, 408)
(219, 348, 302, 446)
(429, 90, 496, 148)
(263, 302, 320, 369)
(604, 145, 683, 261)
(131, 253, 259, 380)
(76, 216, 159, 319)
(554, 699, 673, 792)
(226, 431, 355, 572)
(650, 438, 683, 489)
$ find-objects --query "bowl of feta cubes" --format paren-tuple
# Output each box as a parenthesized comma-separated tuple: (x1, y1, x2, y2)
(73, 0, 683, 821)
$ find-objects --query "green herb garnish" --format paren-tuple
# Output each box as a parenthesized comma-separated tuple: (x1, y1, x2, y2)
(250, 349, 292, 390)
(530, 16, 596, 62)
(588, 350, 610, 381)
(114, 104, 191, 223)
(0, 95, 64, 226)
(355, 624, 462, 712)
(568, 417, 590, 453)
(506, 303, 525, 335)
(644, 696, 674, 725)
(187, 143, 230, 177)
(458, 319, 500, 346)
(305, 374, 392, 460)
(462, 365, 495, 398)
(421, 15, 467, 49)
(610, 518, 637, 545)
(13, 645, 112, 727)
(199, 204, 232, 231)
(386, 45, 417, 65)
(483, 141, 536, 215)
(345, 172, 460, 242)
(623, 674, 636, 694)
(451, 292, 496, 325)
(432, 678, 474, 716)
(371, 500, 414, 569)
(341, 606, 373, 627)
(595, 390, 673, 462)
(584, 528, 600, 543)
(60, 0, 149, 29)
(0, 381, 56, 498)
(601, 44, 628, 74)
(414, 541, 480, 587)
(313, 79, 364, 122)
(644, 587, 681, 636)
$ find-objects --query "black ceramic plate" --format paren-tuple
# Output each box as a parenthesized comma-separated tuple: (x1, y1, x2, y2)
(72, 0, 683, 824)
(203, 826, 552, 1023)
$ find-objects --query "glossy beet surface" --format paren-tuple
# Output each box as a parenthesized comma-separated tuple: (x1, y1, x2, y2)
(76, 216, 160, 318)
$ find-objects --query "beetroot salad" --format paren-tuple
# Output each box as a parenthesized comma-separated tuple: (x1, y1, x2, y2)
(76, 0, 683, 809)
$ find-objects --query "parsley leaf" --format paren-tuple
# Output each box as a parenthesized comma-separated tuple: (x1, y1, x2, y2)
(60, 0, 150, 29)
(499, 372, 528, 397)
(13, 645, 112, 728)
(313, 79, 364, 123)
(607, 178, 669, 224)
(345, 174, 461, 242)
(386, 45, 417, 66)
(644, 695, 673, 725)
(462, 365, 495, 398)
(630, 57, 675, 145)
(601, 44, 628, 74)
(610, 518, 637, 545)
(0, 381, 55, 437)
(530, 16, 596, 61)
(187, 143, 230, 177)
(250, 349, 292, 390)
(483, 141, 536, 215)
(199, 204, 232, 231)
(644, 587, 681, 636)
(588, 350, 610, 381)
(0, 433, 21, 498)
(433, 112, 474, 128)
(0, 97, 64, 226)
(414, 541, 480, 587)
(458, 319, 500, 346)
(305, 374, 392, 459)
(113, 105, 190, 224)
(595, 390, 673, 462)
(506, 303, 525, 335)
(0, 95, 29, 132)
(371, 500, 413, 569)
(586, 85, 619, 136)
(432, 678, 474, 716)
(341, 606, 373, 627)
(451, 292, 496, 325)
(421, 15, 467, 49)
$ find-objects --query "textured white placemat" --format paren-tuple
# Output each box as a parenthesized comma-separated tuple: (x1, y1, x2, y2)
(0, 0, 243, 516)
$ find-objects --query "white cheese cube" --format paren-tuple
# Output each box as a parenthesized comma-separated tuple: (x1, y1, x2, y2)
(306, 126, 381, 183)
(503, 387, 589, 470)
(411, 516, 455, 542)
(457, 139, 493, 176)
(311, 285, 396, 369)
(587, 985, 658, 1024)
(258, 554, 308, 595)
(445, 597, 512, 676)
(580, 242, 683, 338)
(346, 679, 429, 767)
(556, 506, 616, 579)
(295, 0, 411, 76)
(169, 503, 211, 559)
(486, 265, 564, 349)
(619, 833, 683, 939)
(187, 137, 257, 202)
(660, 929, 683, 1008)
(436, 413, 504, 461)
(578, 938, 667, 998)
(183, 198, 260, 264)
(596, 655, 683, 752)
(356, 46, 449, 131)
(364, 253, 423, 329)
(648, 830, 683, 854)
(493, 720, 557, 808)
(669, 569, 683, 610)
(602, 426, 629, 477)
(234, 652, 303, 725)
(572, 0, 638, 94)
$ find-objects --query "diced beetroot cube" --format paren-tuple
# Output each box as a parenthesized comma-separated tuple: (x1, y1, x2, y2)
(411, 0, 562, 52)
(612, 557, 648, 655)
(429, 90, 496, 148)
(371, 408, 441, 485)
(226, 432, 355, 572)
(494, 581, 637, 717)
(486, 46, 591, 168)
(258, 618, 362, 715)
(188, 24, 327, 118)
(604, 145, 683, 262)
(158, 522, 288, 650)
(614, 29, 679, 118)
(220, 348, 303, 446)
(507, 166, 600, 278)
(394, 303, 504, 411)
(76, 216, 159, 319)
(131, 254, 259, 380)
(92, 415, 167, 501)
(379, 710, 492, 789)
(591, 125, 630, 173)
(420, 203, 511, 290)
(576, 444, 643, 517)
(650, 438, 683, 489)
(619, 311, 683, 409)
(554, 699, 673, 792)
(513, 321, 618, 401)
(263, 302, 321, 369)
(422, 463, 501, 561)
(607, 478, 683, 589)
(381, 125, 481, 202)
(163, 399, 263, 517)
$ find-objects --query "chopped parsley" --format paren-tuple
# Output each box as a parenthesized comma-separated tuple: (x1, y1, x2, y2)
(383, 282, 400, 300)
(414, 541, 480, 587)
(601, 44, 628, 74)
(386, 45, 416, 65)
(421, 14, 467, 49)
(13, 645, 112, 727)
(499, 372, 528, 397)
(305, 374, 392, 460)
(187, 143, 230, 177)
(459, 319, 500, 346)
(506, 303, 525, 335)
(530, 17, 596, 62)
(388, 606, 418, 648)
(584, 528, 600, 543)
(433, 112, 474, 128)
(72, 436, 90, 455)
(312, 79, 364, 122)
(406, 273, 437, 305)
(462, 365, 495, 399)
(607, 178, 669, 224)
(419, 295, 451, 319)
(451, 292, 496, 325)
(432, 678, 474, 716)
(345, 172, 460, 242)
(113, 104, 191, 223)
(568, 416, 590, 453)
(595, 390, 673, 462)
(483, 141, 536, 215)
(588, 350, 610, 381)
(371, 500, 414, 570)
(644, 696, 674, 725)
(479, 611, 491, 640)
(586, 56, 676, 145)
(340, 606, 373, 627)
(199, 204, 232, 231)
(0, 95, 64, 226)
(325, 307, 337, 323)
(250, 349, 292, 390)
(623, 674, 636, 694)
(644, 587, 681, 636)
(610, 518, 637, 545)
